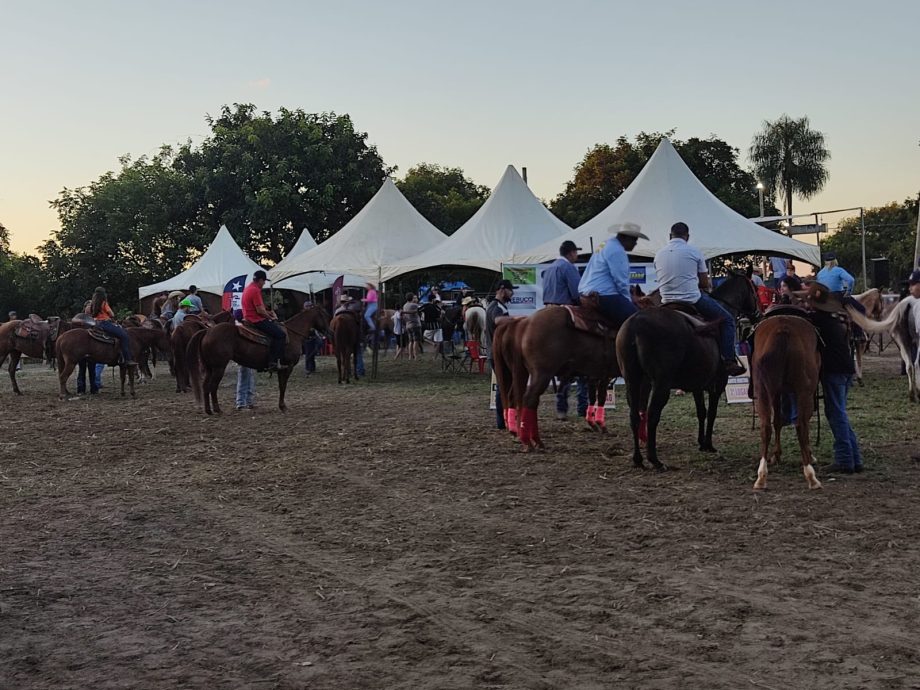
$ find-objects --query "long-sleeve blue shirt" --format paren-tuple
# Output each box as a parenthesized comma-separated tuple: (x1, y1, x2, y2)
(816, 265, 855, 294)
(578, 237, 631, 300)
(541, 257, 582, 305)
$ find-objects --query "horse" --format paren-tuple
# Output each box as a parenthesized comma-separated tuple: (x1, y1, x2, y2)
(372, 308, 396, 353)
(55, 326, 170, 399)
(514, 307, 623, 450)
(464, 303, 487, 342)
(0, 317, 51, 394)
(331, 311, 362, 384)
(750, 316, 823, 491)
(847, 297, 920, 402)
(186, 306, 330, 414)
(616, 272, 761, 470)
(170, 311, 232, 393)
(492, 317, 529, 437)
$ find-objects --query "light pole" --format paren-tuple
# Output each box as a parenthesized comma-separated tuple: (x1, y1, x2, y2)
(756, 182, 765, 218)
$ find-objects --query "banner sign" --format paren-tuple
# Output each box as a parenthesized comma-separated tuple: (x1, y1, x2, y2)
(222, 275, 247, 312)
(725, 355, 752, 404)
(331, 275, 344, 307)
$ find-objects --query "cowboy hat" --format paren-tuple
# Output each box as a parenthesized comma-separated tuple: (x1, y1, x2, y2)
(167, 290, 185, 300)
(610, 222, 650, 241)
(338, 294, 353, 302)
(802, 281, 843, 313)
(461, 296, 474, 305)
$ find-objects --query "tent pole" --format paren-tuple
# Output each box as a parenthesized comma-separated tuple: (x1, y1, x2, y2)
(860, 207, 868, 292)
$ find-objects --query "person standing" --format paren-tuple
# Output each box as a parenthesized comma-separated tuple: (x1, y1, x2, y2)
(769, 256, 788, 288)
(241, 270, 287, 371)
(485, 279, 515, 429)
(186, 285, 204, 314)
(578, 223, 646, 328)
(806, 283, 863, 473)
(421, 297, 444, 358)
(301, 298, 321, 374)
(654, 222, 746, 376)
(816, 252, 855, 298)
(543, 239, 588, 420)
(391, 307, 406, 359)
(401, 293, 422, 360)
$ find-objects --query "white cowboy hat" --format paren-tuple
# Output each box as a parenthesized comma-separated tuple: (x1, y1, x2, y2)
(167, 290, 185, 300)
(609, 222, 649, 241)
(339, 294, 352, 302)
(461, 296, 474, 306)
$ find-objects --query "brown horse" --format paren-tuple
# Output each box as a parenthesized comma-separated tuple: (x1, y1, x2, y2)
(750, 316, 822, 491)
(331, 312, 361, 384)
(186, 306, 330, 414)
(491, 317, 529, 437)
(615, 272, 761, 470)
(170, 311, 232, 393)
(56, 326, 170, 399)
(0, 318, 51, 394)
(516, 307, 622, 450)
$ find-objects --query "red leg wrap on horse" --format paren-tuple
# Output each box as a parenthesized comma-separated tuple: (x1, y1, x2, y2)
(508, 408, 518, 436)
(519, 408, 537, 446)
(586, 405, 596, 423)
(638, 411, 648, 444)
(595, 406, 606, 427)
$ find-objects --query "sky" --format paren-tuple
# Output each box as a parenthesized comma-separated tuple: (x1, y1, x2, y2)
(2, 0, 918, 254)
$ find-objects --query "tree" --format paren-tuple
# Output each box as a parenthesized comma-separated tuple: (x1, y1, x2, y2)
(397, 164, 490, 234)
(550, 132, 776, 228)
(749, 114, 830, 218)
(173, 104, 391, 261)
(821, 198, 919, 289)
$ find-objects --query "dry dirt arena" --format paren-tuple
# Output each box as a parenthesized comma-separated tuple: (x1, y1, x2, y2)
(2, 349, 919, 689)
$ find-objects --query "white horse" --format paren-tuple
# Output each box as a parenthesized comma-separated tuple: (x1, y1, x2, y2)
(847, 296, 920, 402)
(463, 300, 487, 342)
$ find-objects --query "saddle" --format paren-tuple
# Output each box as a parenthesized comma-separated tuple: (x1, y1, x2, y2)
(567, 294, 620, 336)
(14, 315, 48, 340)
(89, 327, 117, 345)
(661, 301, 701, 317)
(763, 304, 809, 319)
(238, 322, 271, 346)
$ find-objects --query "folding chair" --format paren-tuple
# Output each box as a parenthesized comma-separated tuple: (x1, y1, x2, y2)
(440, 339, 463, 373)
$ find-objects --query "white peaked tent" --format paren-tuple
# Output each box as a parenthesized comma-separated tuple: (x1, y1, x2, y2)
(519, 139, 821, 266)
(269, 178, 448, 286)
(383, 165, 571, 279)
(271, 228, 365, 294)
(138, 225, 263, 299)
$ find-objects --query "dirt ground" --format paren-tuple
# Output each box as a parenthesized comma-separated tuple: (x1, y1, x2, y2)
(1, 349, 919, 689)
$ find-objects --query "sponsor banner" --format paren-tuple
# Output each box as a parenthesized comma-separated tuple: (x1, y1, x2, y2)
(490, 371, 498, 410)
(725, 355, 752, 404)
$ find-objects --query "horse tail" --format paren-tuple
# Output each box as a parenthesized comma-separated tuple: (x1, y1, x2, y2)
(753, 327, 790, 399)
(187, 329, 206, 402)
(846, 299, 902, 334)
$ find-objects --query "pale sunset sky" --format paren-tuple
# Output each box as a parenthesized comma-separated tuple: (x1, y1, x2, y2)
(1, 0, 917, 254)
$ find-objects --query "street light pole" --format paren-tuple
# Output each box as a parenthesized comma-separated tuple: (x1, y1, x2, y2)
(860, 207, 868, 291)
(756, 182, 765, 218)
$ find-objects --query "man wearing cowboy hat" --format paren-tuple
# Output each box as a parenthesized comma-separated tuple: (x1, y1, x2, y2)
(805, 282, 863, 474)
(655, 222, 746, 376)
(578, 222, 646, 328)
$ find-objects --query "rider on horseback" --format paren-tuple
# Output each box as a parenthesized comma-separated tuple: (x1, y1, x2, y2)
(89, 287, 136, 367)
(654, 222, 746, 377)
(578, 223, 647, 327)
(241, 270, 287, 372)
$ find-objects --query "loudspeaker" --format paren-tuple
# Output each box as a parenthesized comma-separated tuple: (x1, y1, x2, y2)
(871, 257, 890, 289)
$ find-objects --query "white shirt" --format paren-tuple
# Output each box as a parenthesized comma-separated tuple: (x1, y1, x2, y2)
(654, 238, 708, 303)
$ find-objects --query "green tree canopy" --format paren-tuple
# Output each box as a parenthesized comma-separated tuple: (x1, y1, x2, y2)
(821, 198, 918, 289)
(396, 163, 490, 234)
(550, 131, 777, 228)
(749, 114, 830, 217)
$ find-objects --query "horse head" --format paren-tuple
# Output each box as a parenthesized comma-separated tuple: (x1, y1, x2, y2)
(713, 272, 761, 321)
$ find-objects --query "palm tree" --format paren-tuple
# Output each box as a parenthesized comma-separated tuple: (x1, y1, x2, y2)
(749, 115, 830, 218)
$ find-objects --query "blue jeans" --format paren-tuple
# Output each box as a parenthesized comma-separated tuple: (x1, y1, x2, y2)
(822, 373, 862, 470)
(364, 302, 377, 333)
(694, 292, 736, 361)
(77, 359, 99, 394)
(252, 320, 286, 364)
(236, 366, 255, 408)
(597, 294, 637, 328)
(302, 336, 320, 373)
(95, 362, 104, 388)
(556, 378, 589, 416)
(96, 320, 133, 363)
(356, 347, 365, 377)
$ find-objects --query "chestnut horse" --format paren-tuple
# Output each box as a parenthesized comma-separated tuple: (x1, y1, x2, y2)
(750, 316, 823, 491)
(186, 306, 330, 414)
(616, 272, 761, 470)
(56, 326, 170, 399)
(514, 308, 622, 450)
(171, 311, 232, 393)
(491, 317, 529, 438)
(0, 318, 50, 394)
(331, 312, 361, 384)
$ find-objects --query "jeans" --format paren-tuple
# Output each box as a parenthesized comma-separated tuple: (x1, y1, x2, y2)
(77, 359, 99, 394)
(694, 292, 736, 361)
(252, 319, 286, 364)
(356, 347, 365, 377)
(364, 302, 377, 333)
(302, 336, 320, 373)
(597, 294, 637, 328)
(97, 320, 133, 363)
(556, 377, 589, 416)
(822, 373, 862, 469)
(95, 362, 104, 388)
(236, 366, 255, 408)
(490, 359, 505, 429)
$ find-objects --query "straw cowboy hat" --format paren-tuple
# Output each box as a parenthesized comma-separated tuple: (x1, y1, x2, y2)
(167, 290, 185, 300)
(609, 222, 649, 241)
(461, 296, 474, 306)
